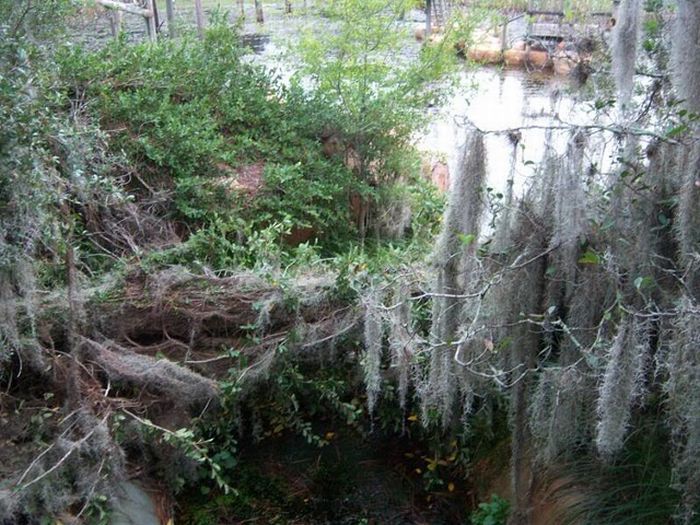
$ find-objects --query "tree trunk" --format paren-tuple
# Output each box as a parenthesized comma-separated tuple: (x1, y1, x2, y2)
(255, 0, 264, 23)
(165, 0, 176, 38)
(285, 0, 292, 14)
(152, 0, 160, 33)
(109, 9, 123, 38)
(144, 0, 157, 41)
(425, 0, 432, 38)
(194, 0, 205, 37)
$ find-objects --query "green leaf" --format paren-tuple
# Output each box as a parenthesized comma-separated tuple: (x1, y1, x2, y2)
(457, 233, 476, 246)
(666, 124, 689, 138)
(578, 250, 601, 265)
(634, 276, 654, 291)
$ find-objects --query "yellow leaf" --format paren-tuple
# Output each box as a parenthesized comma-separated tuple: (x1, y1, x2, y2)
(448, 482, 455, 492)
(407, 414, 418, 422)
(415, 468, 422, 474)
(325, 432, 336, 440)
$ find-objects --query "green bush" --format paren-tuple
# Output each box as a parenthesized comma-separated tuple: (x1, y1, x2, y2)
(56, 23, 362, 260)
(471, 494, 510, 525)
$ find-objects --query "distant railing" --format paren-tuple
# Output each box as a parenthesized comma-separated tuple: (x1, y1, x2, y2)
(94, 0, 300, 43)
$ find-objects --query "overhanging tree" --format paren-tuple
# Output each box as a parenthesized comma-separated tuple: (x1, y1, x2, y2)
(297, 0, 457, 241)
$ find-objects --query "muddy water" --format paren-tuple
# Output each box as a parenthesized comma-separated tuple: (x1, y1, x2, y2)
(419, 66, 611, 200)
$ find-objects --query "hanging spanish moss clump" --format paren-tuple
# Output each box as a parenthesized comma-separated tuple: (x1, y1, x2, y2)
(558, 267, 614, 449)
(0, 274, 19, 376)
(528, 367, 557, 461)
(423, 131, 486, 427)
(664, 298, 700, 522)
(611, 0, 642, 112)
(500, 201, 548, 522)
(388, 281, 416, 410)
(595, 316, 651, 460)
(526, 134, 559, 228)
(673, 1, 700, 115)
(548, 130, 589, 306)
(0, 410, 126, 523)
(0, 211, 45, 379)
(528, 251, 613, 463)
(492, 132, 520, 254)
(530, 365, 592, 464)
(676, 143, 700, 299)
(362, 285, 385, 417)
(672, 0, 700, 299)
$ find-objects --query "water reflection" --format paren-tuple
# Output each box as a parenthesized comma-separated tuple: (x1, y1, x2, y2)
(252, 31, 613, 206)
(420, 64, 618, 204)
(421, 67, 574, 197)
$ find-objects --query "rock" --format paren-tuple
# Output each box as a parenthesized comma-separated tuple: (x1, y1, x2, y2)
(503, 48, 526, 67)
(553, 53, 576, 76)
(525, 49, 551, 69)
(467, 47, 503, 64)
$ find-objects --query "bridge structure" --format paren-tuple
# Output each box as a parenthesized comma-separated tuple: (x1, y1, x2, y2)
(525, 0, 613, 45)
(95, 0, 206, 40)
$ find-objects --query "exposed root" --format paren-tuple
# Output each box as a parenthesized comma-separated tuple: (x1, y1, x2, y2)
(84, 339, 218, 410)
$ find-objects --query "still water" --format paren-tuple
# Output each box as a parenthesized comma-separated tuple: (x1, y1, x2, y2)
(420, 66, 614, 200)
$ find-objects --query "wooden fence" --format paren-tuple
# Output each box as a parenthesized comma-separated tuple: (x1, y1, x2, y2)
(94, 0, 311, 41)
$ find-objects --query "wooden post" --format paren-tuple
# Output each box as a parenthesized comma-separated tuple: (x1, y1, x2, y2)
(97, 0, 150, 17)
(425, 0, 432, 38)
(152, 0, 160, 33)
(194, 0, 205, 37)
(145, 0, 157, 41)
(97, 0, 157, 42)
(109, 9, 123, 38)
(165, 0, 176, 38)
(284, 0, 292, 14)
(500, 18, 508, 52)
(255, 0, 264, 23)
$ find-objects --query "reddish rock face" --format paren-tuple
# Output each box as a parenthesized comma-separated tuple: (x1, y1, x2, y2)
(215, 162, 265, 197)
(287, 226, 315, 246)
(431, 161, 450, 192)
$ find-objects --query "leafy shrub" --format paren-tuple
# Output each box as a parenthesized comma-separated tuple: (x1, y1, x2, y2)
(56, 23, 362, 259)
(471, 494, 510, 525)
